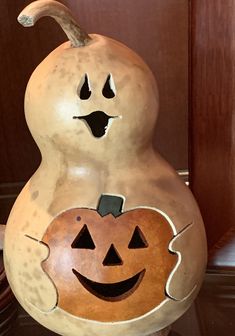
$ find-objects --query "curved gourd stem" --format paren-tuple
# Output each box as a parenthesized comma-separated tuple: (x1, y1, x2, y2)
(18, 0, 92, 47)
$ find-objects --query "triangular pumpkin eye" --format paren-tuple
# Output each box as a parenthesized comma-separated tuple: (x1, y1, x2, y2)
(71, 224, 95, 249)
(102, 74, 115, 99)
(128, 226, 148, 249)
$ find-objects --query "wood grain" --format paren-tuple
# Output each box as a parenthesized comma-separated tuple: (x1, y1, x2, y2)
(196, 271, 235, 336)
(190, 0, 235, 247)
(0, 252, 17, 334)
(208, 226, 235, 270)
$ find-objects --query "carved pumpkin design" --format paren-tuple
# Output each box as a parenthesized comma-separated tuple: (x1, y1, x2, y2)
(42, 195, 177, 321)
(3, 1, 207, 336)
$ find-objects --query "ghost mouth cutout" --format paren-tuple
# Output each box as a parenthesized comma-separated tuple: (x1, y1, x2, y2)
(73, 111, 118, 138)
(72, 269, 146, 301)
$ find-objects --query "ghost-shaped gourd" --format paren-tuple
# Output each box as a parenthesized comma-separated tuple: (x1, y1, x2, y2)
(4, 1, 207, 336)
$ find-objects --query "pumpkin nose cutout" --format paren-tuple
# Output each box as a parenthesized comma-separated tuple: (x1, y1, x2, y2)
(73, 111, 115, 138)
(103, 244, 123, 266)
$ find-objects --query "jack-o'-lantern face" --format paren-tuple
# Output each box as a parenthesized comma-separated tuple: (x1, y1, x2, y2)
(42, 195, 177, 322)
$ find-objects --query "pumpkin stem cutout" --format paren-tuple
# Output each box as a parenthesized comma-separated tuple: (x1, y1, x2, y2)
(17, 0, 91, 47)
(97, 194, 124, 217)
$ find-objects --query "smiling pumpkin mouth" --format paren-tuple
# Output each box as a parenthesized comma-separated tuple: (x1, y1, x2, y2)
(73, 111, 118, 138)
(72, 269, 146, 302)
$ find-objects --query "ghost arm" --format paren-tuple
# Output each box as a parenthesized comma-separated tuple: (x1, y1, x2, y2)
(6, 234, 58, 313)
(166, 222, 207, 301)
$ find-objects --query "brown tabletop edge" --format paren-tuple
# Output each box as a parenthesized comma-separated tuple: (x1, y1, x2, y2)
(207, 225, 235, 273)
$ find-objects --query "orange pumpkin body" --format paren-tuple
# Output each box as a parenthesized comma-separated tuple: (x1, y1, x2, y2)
(42, 196, 177, 322)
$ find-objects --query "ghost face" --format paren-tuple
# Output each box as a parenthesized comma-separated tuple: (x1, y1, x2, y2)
(24, 35, 159, 160)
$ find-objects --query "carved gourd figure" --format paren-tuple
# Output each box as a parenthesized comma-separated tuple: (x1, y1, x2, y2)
(4, 1, 207, 335)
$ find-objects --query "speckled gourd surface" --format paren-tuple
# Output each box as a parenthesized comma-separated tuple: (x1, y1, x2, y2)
(4, 1, 207, 336)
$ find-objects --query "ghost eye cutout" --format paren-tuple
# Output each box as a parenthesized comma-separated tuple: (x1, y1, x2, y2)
(78, 74, 91, 100)
(102, 74, 116, 99)
(128, 226, 148, 249)
(71, 224, 95, 249)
